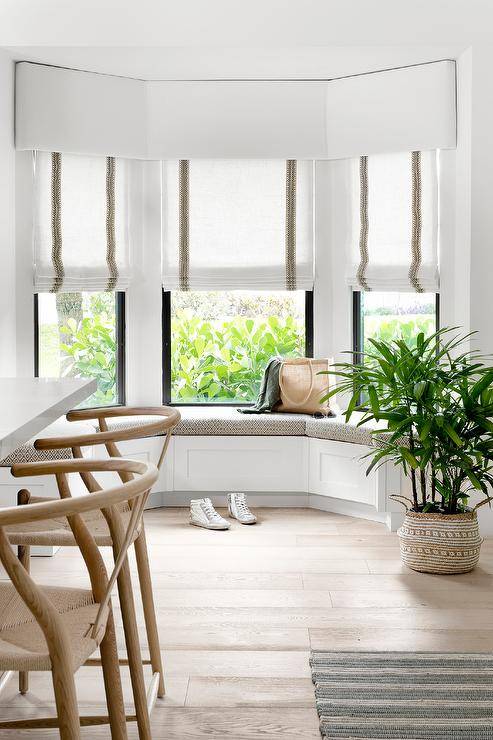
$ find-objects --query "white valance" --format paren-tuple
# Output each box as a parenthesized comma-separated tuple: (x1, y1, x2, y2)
(33, 151, 131, 292)
(16, 61, 456, 160)
(346, 150, 439, 293)
(161, 160, 314, 291)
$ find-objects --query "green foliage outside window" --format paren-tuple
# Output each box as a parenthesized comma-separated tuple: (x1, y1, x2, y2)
(171, 310, 305, 403)
(363, 315, 436, 355)
(38, 292, 118, 407)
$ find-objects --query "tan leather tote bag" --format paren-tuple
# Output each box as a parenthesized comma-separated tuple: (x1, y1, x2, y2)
(277, 358, 333, 415)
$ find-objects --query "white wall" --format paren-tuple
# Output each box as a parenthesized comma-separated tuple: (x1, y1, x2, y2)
(0, 51, 16, 376)
(469, 46, 493, 356)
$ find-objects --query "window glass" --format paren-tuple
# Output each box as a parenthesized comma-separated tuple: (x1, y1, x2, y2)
(358, 291, 438, 355)
(37, 292, 122, 407)
(168, 290, 307, 404)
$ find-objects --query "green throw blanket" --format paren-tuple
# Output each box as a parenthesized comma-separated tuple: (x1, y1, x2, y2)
(238, 357, 282, 414)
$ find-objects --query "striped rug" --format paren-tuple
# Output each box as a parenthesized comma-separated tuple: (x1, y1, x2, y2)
(310, 651, 493, 739)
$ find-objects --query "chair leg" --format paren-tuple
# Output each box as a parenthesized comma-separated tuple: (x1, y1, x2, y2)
(51, 660, 81, 740)
(134, 528, 165, 697)
(100, 608, 128, 740)
(17, 543, 30, 695)
(116, 557, 152, 740)
(18, 489, 31, 696)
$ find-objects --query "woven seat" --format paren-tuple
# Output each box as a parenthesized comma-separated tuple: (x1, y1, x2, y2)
(0, 583, 98, 671)
(7, 501, 139, 547)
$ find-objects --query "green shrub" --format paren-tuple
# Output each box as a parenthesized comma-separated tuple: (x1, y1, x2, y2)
(363, 315, 435, 355)
(170, 310, 305, 403)
(59, 313, 117, 406)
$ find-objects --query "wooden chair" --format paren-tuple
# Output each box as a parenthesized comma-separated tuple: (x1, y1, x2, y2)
(0, 456, 158, 740)
(6, 406, 181, 740)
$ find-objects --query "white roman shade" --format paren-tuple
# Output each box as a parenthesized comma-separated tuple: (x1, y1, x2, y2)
(347, 150, 439, 293)
(162, 159, 314, 291)
(33, 151, 131, 292)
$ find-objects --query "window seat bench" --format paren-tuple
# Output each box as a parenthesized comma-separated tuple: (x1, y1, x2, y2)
(0, 407, 401, 533)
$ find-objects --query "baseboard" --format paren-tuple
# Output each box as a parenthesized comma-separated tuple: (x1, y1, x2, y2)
(152, 489, 388, 525)
(308, 494, 387, 523)
(158, 491, 310, 508)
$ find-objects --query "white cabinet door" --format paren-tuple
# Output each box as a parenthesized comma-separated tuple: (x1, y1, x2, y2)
(308, 438, 378, 506)
(173, 435, 307, 492)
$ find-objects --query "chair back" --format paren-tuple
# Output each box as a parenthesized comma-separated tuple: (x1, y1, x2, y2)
(0, 458, 158, 644)
(34, 406, 181, 477)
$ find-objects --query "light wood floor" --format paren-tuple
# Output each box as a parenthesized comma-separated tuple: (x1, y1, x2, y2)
(1, 506, 493, 738)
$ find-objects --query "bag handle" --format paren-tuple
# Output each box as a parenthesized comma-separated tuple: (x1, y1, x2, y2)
(279, 359, 315, 407)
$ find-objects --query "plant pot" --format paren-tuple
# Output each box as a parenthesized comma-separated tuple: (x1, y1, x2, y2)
(397, 511, 482, 574)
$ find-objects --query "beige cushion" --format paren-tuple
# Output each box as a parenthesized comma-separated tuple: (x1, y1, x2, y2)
(7, 501, 138, 547)
(0, 418, 96, 467)
(305, 412, 376, 446)
(91, 407, 378, 445)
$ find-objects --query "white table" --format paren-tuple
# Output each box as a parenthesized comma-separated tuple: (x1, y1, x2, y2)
(0, 378, 97, 460)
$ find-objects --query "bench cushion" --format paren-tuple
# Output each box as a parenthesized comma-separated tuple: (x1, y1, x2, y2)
(0, 419, 96, 466)
(174, 407, 307, 436)
(90, 407, 376, 444)
(305, 414, 374, 446)
(92, 407, 307, 437)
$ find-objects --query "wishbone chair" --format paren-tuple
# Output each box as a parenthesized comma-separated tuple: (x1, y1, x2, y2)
(7, 405, 180, 740)
(0, 456, 158, 740)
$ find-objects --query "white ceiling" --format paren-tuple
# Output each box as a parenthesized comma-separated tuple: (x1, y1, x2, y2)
(0, 0, 490, 80)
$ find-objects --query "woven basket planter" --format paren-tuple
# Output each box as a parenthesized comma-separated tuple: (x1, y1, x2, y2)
(397, 511, 482, 574)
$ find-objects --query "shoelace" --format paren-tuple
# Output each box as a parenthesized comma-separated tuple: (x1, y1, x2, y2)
(201, 501, 223, 521)
(234, 496, 252, 516)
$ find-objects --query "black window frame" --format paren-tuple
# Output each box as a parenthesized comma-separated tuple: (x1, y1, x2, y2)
(352, 290, 440, 359)
(162, 289, 314, 406)
(34, 291, 126, 407)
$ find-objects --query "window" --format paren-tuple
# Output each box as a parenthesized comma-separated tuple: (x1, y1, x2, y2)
(35, 291, 125, 407)
(353, 291, 439, 357)
(163, 290, 312, 405)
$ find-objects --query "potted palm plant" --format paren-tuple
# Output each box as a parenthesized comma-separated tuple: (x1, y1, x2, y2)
(322, 329, 493, 574)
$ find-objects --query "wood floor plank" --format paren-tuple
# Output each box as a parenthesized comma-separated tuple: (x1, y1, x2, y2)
(162, 650, 312, 678)
(151, 589, 332, 608)
(120, 605, 493, 632)
(302, 571, 493, 591)
(117, 625, 311, 651)
(309, 627, 493, 652)
(296, 534, 399, 547)
(142, 543, 400, 561)
(148, 706, 321, 739)
(185, 677, 314, 707)
(329, 588, 493, 608)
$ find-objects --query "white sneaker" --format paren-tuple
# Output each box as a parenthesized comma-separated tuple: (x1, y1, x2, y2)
(190, 498, 230, 530)
(227, 493, 257, 525)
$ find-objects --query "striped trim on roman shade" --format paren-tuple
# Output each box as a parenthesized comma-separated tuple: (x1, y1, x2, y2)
(349, 150, 439, 293)
(33, 151, 131, 293)
(162, 159, 314, 292)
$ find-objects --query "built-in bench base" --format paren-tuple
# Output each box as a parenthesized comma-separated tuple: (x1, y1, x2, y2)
(0, 408, 404, 543)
